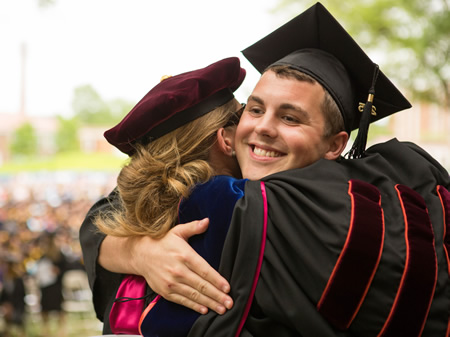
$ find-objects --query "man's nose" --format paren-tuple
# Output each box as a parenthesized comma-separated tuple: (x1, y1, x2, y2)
(254, 113, 277, 138)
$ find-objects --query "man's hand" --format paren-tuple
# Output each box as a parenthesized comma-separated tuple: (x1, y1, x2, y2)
(99, 218, 233, 315)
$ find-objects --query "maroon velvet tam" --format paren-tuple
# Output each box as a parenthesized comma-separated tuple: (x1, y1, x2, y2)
(105, 57, 246, 155)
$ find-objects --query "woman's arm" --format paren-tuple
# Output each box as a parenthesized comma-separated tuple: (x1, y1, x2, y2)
(80, 193, 233, 316)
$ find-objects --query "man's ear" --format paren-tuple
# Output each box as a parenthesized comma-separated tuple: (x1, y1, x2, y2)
(216, 127, 235, 157)
(324, 131, 349, 160)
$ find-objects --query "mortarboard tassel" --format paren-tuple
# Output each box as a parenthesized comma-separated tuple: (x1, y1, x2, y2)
(348, 64, 380, 159)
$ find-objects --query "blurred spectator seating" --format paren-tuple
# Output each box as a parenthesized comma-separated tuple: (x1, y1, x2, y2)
(62, 269, 93, 315)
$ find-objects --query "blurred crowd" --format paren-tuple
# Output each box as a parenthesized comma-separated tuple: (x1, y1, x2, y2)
(0, 171, 117, 336)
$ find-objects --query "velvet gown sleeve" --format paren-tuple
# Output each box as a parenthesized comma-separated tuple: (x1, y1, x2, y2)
(139, 176, 247, 337)
(79, 189, 123, 323)
(190, 139, 450, 337)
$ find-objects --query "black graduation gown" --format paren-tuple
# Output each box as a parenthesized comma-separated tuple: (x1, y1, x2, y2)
(189, 139, 450, 337)
(79, 189, 137, 333)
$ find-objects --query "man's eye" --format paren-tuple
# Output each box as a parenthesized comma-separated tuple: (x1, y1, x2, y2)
(249, 107, 264, 115)
(282, 115, 300, 123)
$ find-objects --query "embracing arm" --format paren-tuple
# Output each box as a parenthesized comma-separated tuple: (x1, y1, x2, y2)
(79, 190, 233, 316)
(79, 190, 122, 321)
(99, 220, 233, 315)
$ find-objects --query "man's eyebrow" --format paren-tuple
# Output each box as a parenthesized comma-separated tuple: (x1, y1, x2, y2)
(279, 103, 310, 120)
(247, 95, 264, 105)
(247, 95, 311, 120)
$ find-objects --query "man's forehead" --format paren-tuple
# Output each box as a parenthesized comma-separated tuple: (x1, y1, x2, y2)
(252, 70, 324, 99)
(248, 72, 324, 116)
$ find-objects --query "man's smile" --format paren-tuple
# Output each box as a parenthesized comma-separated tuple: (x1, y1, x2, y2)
(251, 145, 284, 158)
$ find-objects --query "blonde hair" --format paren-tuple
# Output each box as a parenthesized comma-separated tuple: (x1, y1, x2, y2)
(95, 99, 238, 238)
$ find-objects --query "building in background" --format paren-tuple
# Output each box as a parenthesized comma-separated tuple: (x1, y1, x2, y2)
(377, 102, 450, 170)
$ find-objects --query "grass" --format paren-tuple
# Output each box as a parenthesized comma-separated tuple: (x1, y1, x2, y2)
(0, 152, 128, 174)
(1, 310, 103, 337)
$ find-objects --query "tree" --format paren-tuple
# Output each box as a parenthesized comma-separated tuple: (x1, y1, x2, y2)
(72, 85, 133, 126)
(72, 85, 113, 125)
(10, 122, 38, 156)
(107, 98, 135, 124)
(55, 116, 79, 153)
(272, 0, 450, 107)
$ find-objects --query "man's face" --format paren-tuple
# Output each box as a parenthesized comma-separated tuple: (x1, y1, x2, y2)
(235, 70, 334, 180)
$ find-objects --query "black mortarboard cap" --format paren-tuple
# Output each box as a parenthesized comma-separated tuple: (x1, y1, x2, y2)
(242, 2, 412, 158)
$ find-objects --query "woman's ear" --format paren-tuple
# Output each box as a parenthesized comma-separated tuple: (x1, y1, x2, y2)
(324, 131, 349, 160)
(216, 127, 235, 157)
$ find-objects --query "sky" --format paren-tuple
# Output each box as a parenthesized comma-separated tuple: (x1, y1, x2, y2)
(0, 0, 281, 117)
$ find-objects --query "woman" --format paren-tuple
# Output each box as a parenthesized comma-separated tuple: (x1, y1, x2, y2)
(85, 56, 247, 334)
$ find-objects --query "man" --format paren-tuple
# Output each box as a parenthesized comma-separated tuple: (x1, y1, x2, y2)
(81, 3, 449, 336)
(187, 3, 449, 336)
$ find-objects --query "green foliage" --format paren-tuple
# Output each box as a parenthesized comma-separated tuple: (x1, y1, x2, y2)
(0, 151, 127, 173)
(55, 116, 80, 153)
(72, 85, 133, 126)
(272, 0, 450, 107)
(72, 85, 111, 125)
(10, 122, 38, 156)
(107, 98, 135, 124)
